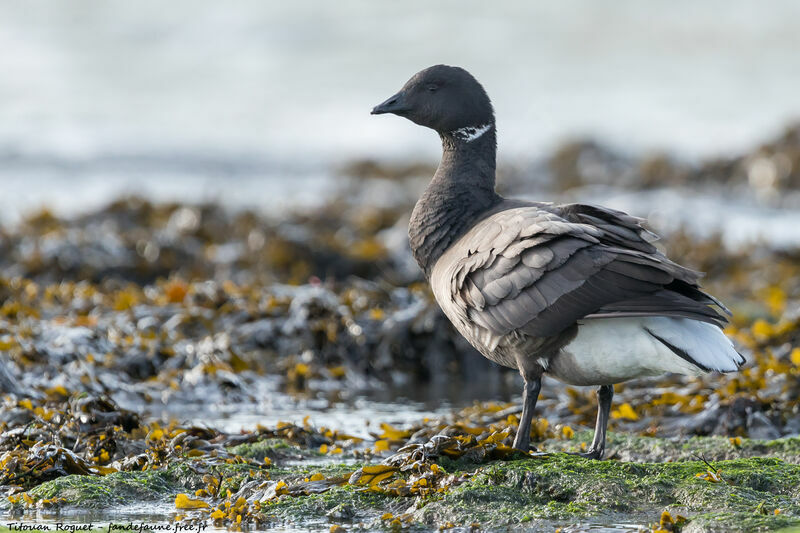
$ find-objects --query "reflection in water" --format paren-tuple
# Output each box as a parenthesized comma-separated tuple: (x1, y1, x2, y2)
(149, 378, 520, 437)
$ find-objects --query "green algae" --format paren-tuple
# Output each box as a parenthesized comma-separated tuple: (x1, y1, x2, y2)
(687, 512, 800, 533)
(227, 438, 321, 462)
(268, 463, 360, 481)
(26, 462, 200, 507)
(22, 460, 266, 508)
(541, 432, 800, 464)
(15, 457, 357, 511)
(6, 442, 800, 532)
(410, 454, 800, 531)
(261, 485, 396, 524)
(28, 472, 174, 506)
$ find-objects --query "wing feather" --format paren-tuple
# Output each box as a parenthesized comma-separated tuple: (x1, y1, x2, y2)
(441, 204, 729, 343)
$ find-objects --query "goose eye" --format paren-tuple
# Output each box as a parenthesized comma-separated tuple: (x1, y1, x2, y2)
(426, 84, 439, 92)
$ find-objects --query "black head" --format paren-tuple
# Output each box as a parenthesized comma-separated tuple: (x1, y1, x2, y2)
(371, 65, 494, 133)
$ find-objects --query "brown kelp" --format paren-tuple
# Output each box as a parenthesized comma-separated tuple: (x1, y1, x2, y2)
(1, 126, 800, 530)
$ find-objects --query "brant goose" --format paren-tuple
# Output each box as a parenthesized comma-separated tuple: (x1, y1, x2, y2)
(371, 65, 744, 458)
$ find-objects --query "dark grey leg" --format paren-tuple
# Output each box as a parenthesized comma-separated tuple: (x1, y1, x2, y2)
(579, 384, 614, 460)
(512, 377, 542, 451)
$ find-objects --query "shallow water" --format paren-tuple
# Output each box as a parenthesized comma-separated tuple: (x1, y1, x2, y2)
(147, 379, 519, 437)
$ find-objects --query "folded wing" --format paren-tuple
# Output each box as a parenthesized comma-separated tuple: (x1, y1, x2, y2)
(445, 203, 729, 347)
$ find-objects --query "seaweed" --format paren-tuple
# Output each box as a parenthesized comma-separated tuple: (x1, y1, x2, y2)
(2, 126, 800, 530)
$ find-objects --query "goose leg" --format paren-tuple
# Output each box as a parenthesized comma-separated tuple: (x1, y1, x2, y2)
(512, 377, 542, 452)
(579, 384, 614, 460)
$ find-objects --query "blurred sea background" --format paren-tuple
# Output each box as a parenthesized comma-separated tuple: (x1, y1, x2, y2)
(2, 0, 800, 232)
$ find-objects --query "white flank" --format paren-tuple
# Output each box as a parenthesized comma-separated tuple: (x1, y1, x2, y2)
(547, 317, 744, 386)
(451, 123, 492, 142)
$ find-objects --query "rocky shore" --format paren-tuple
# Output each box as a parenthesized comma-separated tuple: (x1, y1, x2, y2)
(1, 127, 800, 531)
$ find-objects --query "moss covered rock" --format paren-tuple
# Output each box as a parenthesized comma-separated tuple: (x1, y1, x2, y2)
(410, 454, 800, 531)
(6, 445, 800, 532)
(541, 432, 800, 464)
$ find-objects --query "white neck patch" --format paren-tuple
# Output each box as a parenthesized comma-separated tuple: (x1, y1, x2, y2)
(451, 123, 493, 142)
